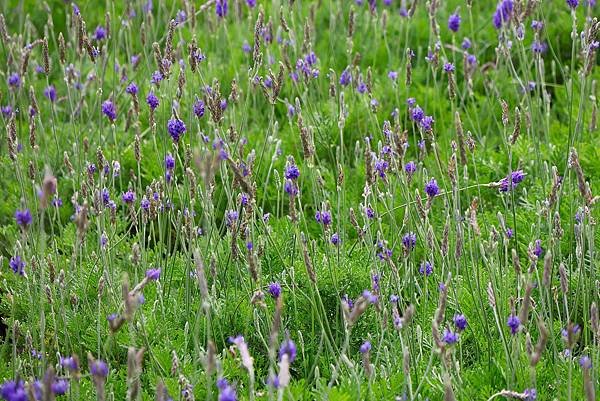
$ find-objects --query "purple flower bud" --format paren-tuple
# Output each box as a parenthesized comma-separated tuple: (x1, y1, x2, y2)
(419, 261, 433, 276)
(7, 73, 21, 88)
(507, 314, 521, 335)
(122, 190, 136, 204)
(402, 232, 417, 251)
(101, 100, 117, 121)
(145, 268, 161, 281)
(9, 256, 25, 275)
(425, 178, 439, 197)
(94, 25, 106, 40)
(216, 0, 228, 18)
(167, 118, 186, 143)
(443, 62, 455, 73)
(146, 91, 159, 110)
(268, 282, 282, 298)
(126, 82, 138, 95)
(89, 359, 109, 378)
(448, 13, 461, 32)
(44, 85, 57, 102)
(359, 341, 371, 353)
(339, 68, 352, 86)
(453, 314, 468, 331)
(0, 380, 27, 401)
(15, 209, 32, 227)
(279, 338, 297, 362)
(443, 329, 459, 344)
(51, 379, 69, 395)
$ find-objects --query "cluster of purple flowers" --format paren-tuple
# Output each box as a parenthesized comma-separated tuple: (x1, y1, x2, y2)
(498, 170, 526, 192)
(14, 209, 32, 227)
(101, 100, 117, 121)
(315, 210, 332, 226)
(402, 232, 417, 251)
(409, 102, 435, 132)
(167, 118, 186, 143)
(493, 0, 514, 29)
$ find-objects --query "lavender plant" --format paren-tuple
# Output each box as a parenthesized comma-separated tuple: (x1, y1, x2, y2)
(0, 0, 598, 400)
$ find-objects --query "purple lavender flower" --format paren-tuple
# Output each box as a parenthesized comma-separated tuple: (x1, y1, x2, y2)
(579, 355, 592, 369)
(51, 379, 69, 395)
(146, 268, 161, 280)
(89, 359, 109, 378)
(523, 388, 537, 401)
(443, 329, 459, 345)
(151, 71, 163, 85)
(9, 256, 25, 275)
(566, 0, 579, 8)
(402, 232, 417, 251)
(462, 38, 472, 49)
(15, 209, 32, 227)
(101, 100, 117, 121)
(284, 180, 298, 196)
(100, 232, 108, 248)
(146, 92, 159, 110)
(506, 228, 514, 239)
(268, 282, 282, 298)
(425, 178, 439, 197)
(330, 233, 340, 246)
(533, 240, 543, 257)
(284, 163, 300, 180)
(388, 70, 398, 81)
(246, 0, 256, 7)
(419, 261, 433, 276)
(7, 73, 21, 88)
(122, 190, 136, 204)
(165, 153, 175, 170)
(279, 338, 297, 362)
(1, 105, 12, 116)
(453, 314, 468, 331)
(217, 378, 237, 401)
(410, 106, 424, 123)
(167, 118, 186, 143)
(420, 115, 434, 131)
(126, 82, 138, 95)
(315, 210, 332, 226)
(493, 0, 514, 29)
(339, 68, 352, 86)
(443, 62, 455, 73)
(94, 26, 106, 41)
(60, 356, 79, 371)
(176, 10, 187, 24)
(216, 0, 228, 18)
(448, 13, 461, 32)
(193, 98, 205, 118)
(531, 20, 543, 31)
(374, 158, 389, 179)
(44, 85, 57, 102)
(404, 161, 417, 177)
(359, 341, 371, 353)
(507, 314, 521, 335)
(531, 41, 547, 54)
(498, 170, 526, 192)
(0, 380, 27, 401)
(225, 210, 239, 228)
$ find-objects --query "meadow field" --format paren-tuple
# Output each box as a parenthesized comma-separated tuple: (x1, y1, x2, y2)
(0, 0, 599, 400)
